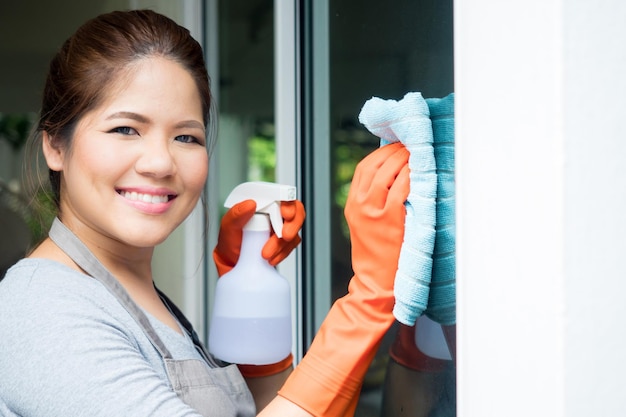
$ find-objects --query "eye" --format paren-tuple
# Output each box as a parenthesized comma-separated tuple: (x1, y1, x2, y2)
(109, 126, 138, 136)
(174, 134, 201, 144)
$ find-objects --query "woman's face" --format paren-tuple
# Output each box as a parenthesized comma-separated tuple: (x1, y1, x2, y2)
(47, 56, 208, 250)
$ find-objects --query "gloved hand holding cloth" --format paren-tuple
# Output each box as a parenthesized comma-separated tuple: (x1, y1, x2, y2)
(277, 142, 410, 416)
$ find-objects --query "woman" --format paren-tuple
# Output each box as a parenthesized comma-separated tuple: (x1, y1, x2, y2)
(0, 10, 410, 417)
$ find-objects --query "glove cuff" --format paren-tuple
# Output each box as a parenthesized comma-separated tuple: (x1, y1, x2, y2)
(237, 353, 293, 378)
(278, 351, 362, 417)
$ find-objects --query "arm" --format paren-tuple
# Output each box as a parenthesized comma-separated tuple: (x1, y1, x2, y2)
(243, 364, 294, 413)
(257, 396, 314, 417)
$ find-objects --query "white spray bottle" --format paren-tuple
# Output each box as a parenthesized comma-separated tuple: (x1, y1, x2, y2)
(208, 181, 296, 365)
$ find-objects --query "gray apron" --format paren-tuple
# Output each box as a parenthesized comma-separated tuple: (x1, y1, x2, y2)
(49, 218, 256, 417)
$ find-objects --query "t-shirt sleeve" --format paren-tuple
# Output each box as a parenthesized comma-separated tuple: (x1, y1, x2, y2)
(0, 264, 202, 417)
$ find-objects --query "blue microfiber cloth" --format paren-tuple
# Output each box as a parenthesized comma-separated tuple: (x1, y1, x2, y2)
(358, 92, 437, 326)
(425, 93, 456, 326)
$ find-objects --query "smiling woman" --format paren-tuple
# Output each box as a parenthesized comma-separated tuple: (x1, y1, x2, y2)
(0, 10, 259, 417)
(0, 8, 410, 417)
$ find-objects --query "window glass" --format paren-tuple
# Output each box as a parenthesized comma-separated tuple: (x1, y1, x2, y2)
(324, 1, 455, 415)
(216, 0, 275, 213)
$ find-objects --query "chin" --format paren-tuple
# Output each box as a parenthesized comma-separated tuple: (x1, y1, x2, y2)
(117, 224, 178, 248)
(126, 235, 171, 249)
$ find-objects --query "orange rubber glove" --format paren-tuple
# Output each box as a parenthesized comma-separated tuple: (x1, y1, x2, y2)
(213, 199, 306, 277)
(278, 142, 410, 417)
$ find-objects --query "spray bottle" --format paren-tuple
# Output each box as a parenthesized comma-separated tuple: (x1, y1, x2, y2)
(208, 181, 296, 365)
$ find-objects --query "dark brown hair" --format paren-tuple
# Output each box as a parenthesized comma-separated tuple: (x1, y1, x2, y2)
(28, 9, 214, 210)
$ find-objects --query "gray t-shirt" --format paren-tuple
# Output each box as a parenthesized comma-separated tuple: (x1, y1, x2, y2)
(0, 258, 206, 417)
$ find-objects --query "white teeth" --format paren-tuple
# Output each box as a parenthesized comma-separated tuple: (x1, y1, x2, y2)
(120, 191, 169, 204)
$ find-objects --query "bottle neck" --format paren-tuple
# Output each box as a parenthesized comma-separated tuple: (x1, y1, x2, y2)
(240, 228, 270, 263)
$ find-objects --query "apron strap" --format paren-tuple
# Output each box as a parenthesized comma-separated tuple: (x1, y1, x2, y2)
(156, 287, 221, 368)
(49, 218, 173, 359)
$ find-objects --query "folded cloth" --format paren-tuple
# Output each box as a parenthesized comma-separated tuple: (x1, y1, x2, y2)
(425, 93, 456, 326)
(358, 92, 436, 326)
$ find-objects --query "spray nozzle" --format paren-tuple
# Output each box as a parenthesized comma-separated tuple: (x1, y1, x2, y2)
(224, 181, 297, 238)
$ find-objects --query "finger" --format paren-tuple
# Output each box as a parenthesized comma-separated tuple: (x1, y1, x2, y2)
(365, 145, 410, 209)
(281, 200, 306, 241)
(221, 199, 256, 228)
(264, 235, 302, 265)
(280, 200, 297, 221)
(371, 144, 410, 192)
(387, 164, 410, 207)
(262, 234, 282, 259)
(351, 143, 406, 195)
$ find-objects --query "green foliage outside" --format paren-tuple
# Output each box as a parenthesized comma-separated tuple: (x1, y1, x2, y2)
(0, 113, 33, 151)
(0, 113, 55, 245)
(248, 135, 276, 182)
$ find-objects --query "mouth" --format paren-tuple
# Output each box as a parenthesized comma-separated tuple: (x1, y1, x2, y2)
(117, 190, 177, 204)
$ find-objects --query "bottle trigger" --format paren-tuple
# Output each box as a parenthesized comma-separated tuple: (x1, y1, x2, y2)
(266, 202, 284, 238)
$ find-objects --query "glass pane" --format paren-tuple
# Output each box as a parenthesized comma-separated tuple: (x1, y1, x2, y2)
(326, 1, 455, 415)
(216, 0, 275, 212)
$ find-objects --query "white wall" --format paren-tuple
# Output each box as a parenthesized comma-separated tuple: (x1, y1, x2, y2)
(562, 1, 626, 414)
(455, 0, 626, 415)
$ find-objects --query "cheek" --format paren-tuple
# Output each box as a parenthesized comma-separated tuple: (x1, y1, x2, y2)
(72, 146, 132, 185)
(71, 138, 124, 176)
(183, 152, 209, 192)
(64, 143, 112, 188)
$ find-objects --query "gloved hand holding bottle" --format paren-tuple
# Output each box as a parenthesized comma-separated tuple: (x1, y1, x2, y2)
(211, 185, 306, 413)
(212, 191, 305, 367)
(213, 198, 305, 277)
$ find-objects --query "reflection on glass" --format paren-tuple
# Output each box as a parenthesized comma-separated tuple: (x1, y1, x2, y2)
(217, 0, 276, 211)
(327, 0, 456, 415)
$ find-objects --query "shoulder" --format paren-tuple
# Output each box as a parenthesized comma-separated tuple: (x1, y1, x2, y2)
(0, 258, 141, 352)
(2, 256, 95, 287)
(0, 258, 130, 327)
(0, 258, 148, 375)
(0, 259, 178, 416)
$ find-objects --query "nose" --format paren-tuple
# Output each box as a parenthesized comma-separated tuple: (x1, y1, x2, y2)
(134, 136, 176, 178)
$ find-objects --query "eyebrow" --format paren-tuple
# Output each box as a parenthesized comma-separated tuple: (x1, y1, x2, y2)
(106, 111, 204, 131)
(174, 120, 205, 131)
(106, 111, 149, 123)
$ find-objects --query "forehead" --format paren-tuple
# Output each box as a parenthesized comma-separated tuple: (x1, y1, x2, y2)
(105, 57, 197, 100)
(85, 56, 203, 121)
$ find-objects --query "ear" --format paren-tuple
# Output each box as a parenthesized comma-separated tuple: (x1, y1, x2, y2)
(42, 131, 65, 172)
